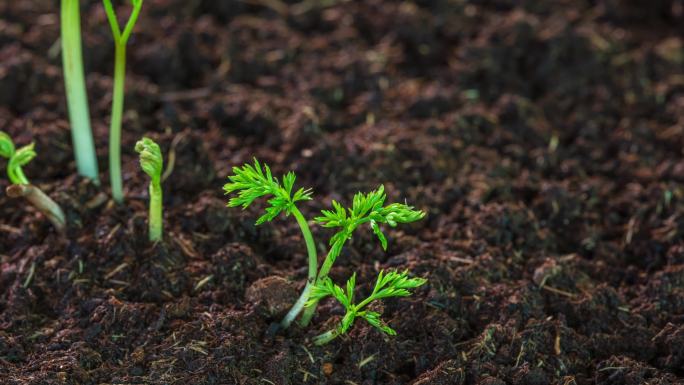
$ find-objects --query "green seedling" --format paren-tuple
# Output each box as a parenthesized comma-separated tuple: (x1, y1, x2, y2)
(306, 270, 426, 345)
(224, 159, 426, 342)
(61, 0, 99, 182)
(103, 0, 143, 203)
(224, 159, 315, 329)
(0, 132, 66, 232)
(135, 137, 163, 241)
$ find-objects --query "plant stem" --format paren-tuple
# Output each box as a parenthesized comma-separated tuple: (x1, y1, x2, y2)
(149, 178, 162, 241)
(6, 184, 66, 233)
(61, 0, 99, 182)
(312, 328, 340, 345)
(109, 43, 126, 203)
(8, 166, 29, 186)
(280, 207, 318, 329)
(299, 239, 349, 326)
(103, 0, 143, 203)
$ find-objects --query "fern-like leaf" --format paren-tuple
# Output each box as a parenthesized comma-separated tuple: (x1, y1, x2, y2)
(224, 159, 312, 225)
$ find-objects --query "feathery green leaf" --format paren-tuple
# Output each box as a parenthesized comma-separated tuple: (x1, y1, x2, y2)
(311, 270, 426, 344)
(224, 159, 312, 225)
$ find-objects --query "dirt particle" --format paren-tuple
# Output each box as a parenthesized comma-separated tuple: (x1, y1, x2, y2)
(131, 346, 145, 364)
(245, 276, 298, 318)
(322, 362, 333, 376)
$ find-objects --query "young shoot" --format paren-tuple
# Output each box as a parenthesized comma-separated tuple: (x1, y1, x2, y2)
(0, 132, 66, 232)
(224, 159, 426, 335)
(61, 0, 99, 182)
(135, 137, 163, 241)
(299, 185, 425, 326)
(223, 159, 315, 329)
(306, 270, 426, 345)
(103, 0, 144, 203)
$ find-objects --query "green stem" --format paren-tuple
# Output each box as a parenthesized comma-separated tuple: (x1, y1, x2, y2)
(312, 328, 340, 345)
(280, 207, 318, 329)
(6, 184, 66, 233)
(61, 0, 99, 182)
(299, 237, 350, 327)
(8, 166, 29, 185)
(109, 43, 126, 203)
(149, 179, 162, 241)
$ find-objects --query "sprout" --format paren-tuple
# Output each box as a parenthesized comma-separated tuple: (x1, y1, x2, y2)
(135, 137, 163, 241)
(224, 159, 316, 330)
(103, 0, 144, 203)
(224, 159, 426, 339)
(0, 132, 66, 232)
(61, 0, 99, 182)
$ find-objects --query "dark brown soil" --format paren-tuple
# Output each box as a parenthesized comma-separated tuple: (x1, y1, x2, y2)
(2, 0, 684, 384)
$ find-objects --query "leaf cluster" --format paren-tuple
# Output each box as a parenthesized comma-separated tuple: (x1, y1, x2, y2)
(316, 185, 424, 254)
(223, 159, 312, 225)
(307, 270, 426, 337)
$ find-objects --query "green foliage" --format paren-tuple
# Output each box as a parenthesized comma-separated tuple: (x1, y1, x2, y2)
(224, 159, 426, 337)
(316, 185, 425, 254)
(307, 270, 426, 344)
(135, 137, 163, 183)
(0, 131, 33, 185)
(224, 159, 312, 225)
(300, 184, 425, 326)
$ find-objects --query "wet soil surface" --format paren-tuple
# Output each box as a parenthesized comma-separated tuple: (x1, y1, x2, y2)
(1, 0, 684, 384)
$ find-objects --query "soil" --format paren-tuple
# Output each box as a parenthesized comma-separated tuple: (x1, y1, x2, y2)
(1, 0, 684, 384)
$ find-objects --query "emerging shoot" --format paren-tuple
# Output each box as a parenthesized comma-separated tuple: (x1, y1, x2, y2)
(103, 0, 144, 203)
(306, 270, 426, 345)
(224, 159, 315, 329)
(135, 137, 163, 242)
(0, 132, 66, 232)
(61, 0, 99, 182)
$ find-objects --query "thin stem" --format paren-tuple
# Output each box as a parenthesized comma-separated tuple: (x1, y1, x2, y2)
(280, 207, 318, 329)
(299, 238, 349, 326)
(109, 43, 126, 203)
(8, 166, 29, 185)
(354, 295, 376, 313)
(312, 328, 340, 346)
(6, 184, 66, 233)
(148, 179, 162, 241)
(61, 0, 99, 182)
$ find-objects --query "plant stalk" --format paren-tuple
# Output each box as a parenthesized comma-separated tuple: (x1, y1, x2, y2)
(312, 328, 340, 345)
(280, 207, 318, 329)
(149, 179, 162, 241)
(299, 239, 349, 326)
(109, 43, 126, 203)
(8, 166, 29, 186)
(6, 184, 66, 233)
(61, 0, 99, 182)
